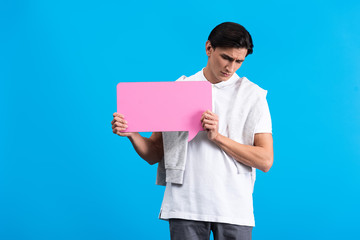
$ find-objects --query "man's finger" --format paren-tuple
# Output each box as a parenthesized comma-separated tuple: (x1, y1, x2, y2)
(203, 124, 211, 130)
(114, 117, 127, 123)
(204, 123, 216, 131)
(114, 118, 127, 124)
(204, 114, 217, 121)
(115, 126, 127, 132)
(205, 110, 216, 116)
(203, 119, 216, 125)
(118, 130, 129, 136)
(113, 112, 125, 118)
(113, 122, 128, 128)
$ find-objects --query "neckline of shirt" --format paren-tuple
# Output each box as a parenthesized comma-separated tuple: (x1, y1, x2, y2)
(199, 68, 240, 89)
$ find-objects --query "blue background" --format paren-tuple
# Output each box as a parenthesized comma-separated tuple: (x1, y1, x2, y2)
(1, 0, 359, 239)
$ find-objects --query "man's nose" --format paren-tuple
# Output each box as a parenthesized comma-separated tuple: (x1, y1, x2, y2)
(226, 61, 235, 72)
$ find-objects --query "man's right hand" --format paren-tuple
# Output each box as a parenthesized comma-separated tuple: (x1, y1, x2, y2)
(111, 112, 163, 164)
(111, 112, 137, 137)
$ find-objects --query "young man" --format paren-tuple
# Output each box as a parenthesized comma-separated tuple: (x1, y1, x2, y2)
(111, 22, 273, 240)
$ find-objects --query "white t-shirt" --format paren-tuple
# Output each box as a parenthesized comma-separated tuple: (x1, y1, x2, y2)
(159, 69, 272, 226)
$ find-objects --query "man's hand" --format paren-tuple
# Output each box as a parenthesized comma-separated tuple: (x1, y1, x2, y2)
(111, 112, 136, 137)
(111, 112, 162, 164)
(201, 110, 219, 141)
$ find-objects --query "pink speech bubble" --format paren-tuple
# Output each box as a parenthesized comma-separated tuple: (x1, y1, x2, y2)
(117, 81, 212, 141)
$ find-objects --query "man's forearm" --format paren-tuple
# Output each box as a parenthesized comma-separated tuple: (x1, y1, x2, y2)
(127, 133, 163, 165)
(212, 134, 273, 172)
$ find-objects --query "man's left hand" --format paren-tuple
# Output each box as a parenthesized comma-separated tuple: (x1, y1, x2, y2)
(201, 110, 219, 141)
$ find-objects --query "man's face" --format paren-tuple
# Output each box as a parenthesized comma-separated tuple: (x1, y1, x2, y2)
(204, 40, 248, 84)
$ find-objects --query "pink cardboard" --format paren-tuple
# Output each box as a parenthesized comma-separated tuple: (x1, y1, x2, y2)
(117, 81, 212, 141)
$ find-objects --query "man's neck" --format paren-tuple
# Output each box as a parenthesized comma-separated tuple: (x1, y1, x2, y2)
(203, 67, 220, 84)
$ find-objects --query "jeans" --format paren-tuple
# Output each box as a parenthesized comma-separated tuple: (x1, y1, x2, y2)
(169, 218, 253, 240)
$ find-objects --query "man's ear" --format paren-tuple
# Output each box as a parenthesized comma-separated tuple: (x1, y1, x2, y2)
(205, 40, 213, 57)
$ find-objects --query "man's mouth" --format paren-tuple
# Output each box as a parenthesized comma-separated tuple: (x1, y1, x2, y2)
(221, 71, 230, 77)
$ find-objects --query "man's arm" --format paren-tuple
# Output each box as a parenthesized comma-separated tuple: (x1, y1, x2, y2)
(112, 112, 163, 165)
(201, 110, 273, 172)
(128, 132, 164, 165)
(213, 133, 273, 172)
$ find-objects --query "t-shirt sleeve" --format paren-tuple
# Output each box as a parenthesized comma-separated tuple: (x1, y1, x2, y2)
(254, 97, 272, 134)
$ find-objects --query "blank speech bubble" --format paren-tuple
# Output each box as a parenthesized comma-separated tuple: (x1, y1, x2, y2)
(117, 81, 212, 141)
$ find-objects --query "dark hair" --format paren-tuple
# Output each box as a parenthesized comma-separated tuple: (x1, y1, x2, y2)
(208, 22, 253, 56)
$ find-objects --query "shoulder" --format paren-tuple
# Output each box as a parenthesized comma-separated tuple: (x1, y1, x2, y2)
(240, 77, 268, 98)
(175, 70, 203, 82)
(175, 75, 187, 82)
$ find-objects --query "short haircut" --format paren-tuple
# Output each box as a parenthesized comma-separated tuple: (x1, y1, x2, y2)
(208, 22, 253, 56)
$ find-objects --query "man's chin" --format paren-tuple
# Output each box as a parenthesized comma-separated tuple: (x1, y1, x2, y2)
(219, 75, 232, 81)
